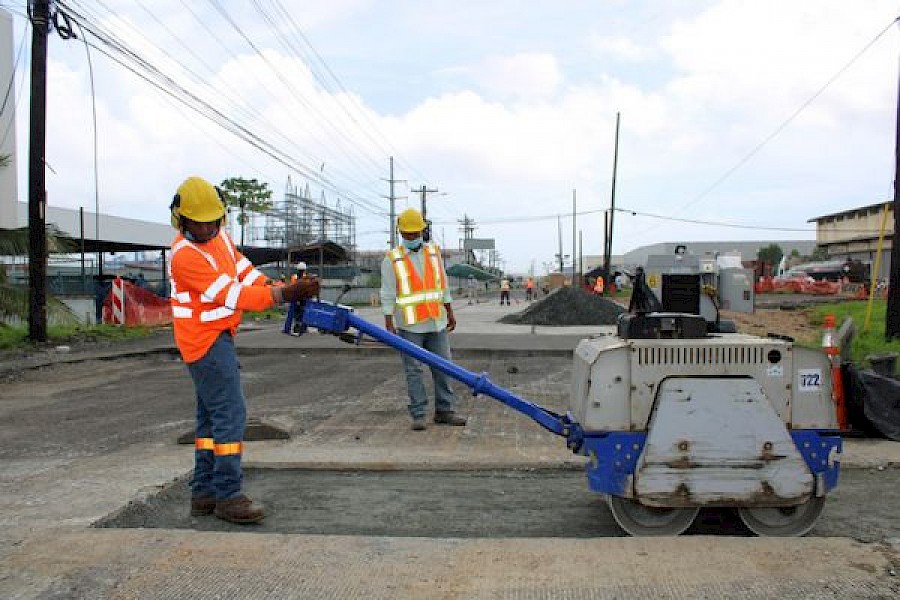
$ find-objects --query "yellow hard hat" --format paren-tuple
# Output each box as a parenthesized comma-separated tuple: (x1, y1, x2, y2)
(397, 208, 426, 233)
(170, 176, 226, 229)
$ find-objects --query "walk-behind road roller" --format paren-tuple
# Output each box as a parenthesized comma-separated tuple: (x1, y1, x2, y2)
(298, 297, 841, 537)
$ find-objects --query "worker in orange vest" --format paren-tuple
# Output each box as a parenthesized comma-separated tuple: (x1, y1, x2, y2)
(380, 208, 466, 431)
(525, 277, 535, 301)
(593, 275, 605, 295)
(169, 176, 318, 523)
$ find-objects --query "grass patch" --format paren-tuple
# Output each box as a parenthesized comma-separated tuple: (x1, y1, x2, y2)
(809, 300, 900, 366)
(0, 323, 154, 350)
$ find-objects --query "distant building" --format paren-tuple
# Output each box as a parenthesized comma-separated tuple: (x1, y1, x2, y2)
(809, 202, 894, 281)
(620, 240, 817, 270)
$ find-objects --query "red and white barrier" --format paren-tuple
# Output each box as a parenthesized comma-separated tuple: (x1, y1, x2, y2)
(102, 278, 173, 326)
(109, 276, 125, 325)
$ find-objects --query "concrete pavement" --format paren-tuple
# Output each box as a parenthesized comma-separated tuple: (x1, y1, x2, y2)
(1, 297, 899, 598)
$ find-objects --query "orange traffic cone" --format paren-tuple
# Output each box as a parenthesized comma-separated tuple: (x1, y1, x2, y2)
(821, 314, 848, 431)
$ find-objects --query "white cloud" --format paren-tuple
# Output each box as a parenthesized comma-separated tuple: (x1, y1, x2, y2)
(466, 52, 563, 100)
(9, 1, 900, 272)
(589, 34, 655, 62)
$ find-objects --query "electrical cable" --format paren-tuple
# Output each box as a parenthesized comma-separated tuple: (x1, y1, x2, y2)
(631, 14, 900, 244)
(209, 0, 386, 180)
(267, 0, 436, 188)
(0, 11, 28, 148)
(56, 0, 387, 217)
(68, 17, 101, 244)
(63, 0, 386, 212)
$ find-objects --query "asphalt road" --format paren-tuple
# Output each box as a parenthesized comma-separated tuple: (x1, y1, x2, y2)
(1, 351, 562, 460)
(98, 467, 900, 542)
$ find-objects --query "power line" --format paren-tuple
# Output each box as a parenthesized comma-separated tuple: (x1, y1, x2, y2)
(649, 15, 900, 222)
(267, 0, 435, 188)
(55, 0, 388, 217)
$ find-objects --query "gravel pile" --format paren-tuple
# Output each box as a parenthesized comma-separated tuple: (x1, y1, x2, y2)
(500, 286, 626, 326)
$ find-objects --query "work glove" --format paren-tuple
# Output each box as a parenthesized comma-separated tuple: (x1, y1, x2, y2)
(282, 275, 319, 303)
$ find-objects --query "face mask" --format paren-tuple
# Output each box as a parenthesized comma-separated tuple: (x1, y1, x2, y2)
(181, 218, 219, 243)
(402, 237, 423, 251)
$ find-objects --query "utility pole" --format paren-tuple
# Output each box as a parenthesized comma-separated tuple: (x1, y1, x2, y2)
(417, 184, 440, 220)
(389, 157, 394, 247)
(888, 55, 900, 339)
(417, 184, 440, 242)
(578, 230, 583, 286)
(557, 214, 563, 274)
(572, 189, 577, 286)
(381, 156, 406, 249)
(27, 0, 50, 342)
(604, 112, 620, 281)
(458, 214, 476, 264)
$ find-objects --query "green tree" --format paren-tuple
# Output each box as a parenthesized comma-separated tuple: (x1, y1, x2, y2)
(0, 153, 76, 325)
(810, 246, 829, 261)
(218, 177, 273, 247)
(757, 243, 783, 269)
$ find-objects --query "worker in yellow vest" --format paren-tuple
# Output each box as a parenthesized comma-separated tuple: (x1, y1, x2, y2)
(380, 208, 466, 431)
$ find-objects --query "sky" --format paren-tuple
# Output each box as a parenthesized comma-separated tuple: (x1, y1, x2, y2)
(2, 0, 899, 273)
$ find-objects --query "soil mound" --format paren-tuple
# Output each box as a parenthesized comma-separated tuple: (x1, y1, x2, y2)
(500, 286, 626, 326)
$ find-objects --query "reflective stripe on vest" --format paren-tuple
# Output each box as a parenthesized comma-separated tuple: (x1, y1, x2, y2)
(390, 243, 444, 326)
(214, 442, 242, 456)
(195, 437, 214, 451)
(203, 274, 233, 303)
(243, 268, 263, 285)
(200, 306, 236, 322)
(170, 230, 258, 322)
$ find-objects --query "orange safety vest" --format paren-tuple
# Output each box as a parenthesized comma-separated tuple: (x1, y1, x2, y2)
(169, 230, 273, 363)
(594, 276, 604, 294)
(388, 242, 446, 326)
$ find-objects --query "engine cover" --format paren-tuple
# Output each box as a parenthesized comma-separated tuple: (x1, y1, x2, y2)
(569, 333, 837, 432)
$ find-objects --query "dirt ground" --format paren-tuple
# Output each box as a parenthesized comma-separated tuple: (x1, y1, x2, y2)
(724, 307, 820, 345)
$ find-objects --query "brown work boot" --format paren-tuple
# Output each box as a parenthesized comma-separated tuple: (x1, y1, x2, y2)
(190, 495, 216, 516)
(214, 494, 266, 524)
(434, 411, 467, 426)
(411, 417, 426, 431)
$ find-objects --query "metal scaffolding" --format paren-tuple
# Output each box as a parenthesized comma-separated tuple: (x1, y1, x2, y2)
(248, 177, 356, 257)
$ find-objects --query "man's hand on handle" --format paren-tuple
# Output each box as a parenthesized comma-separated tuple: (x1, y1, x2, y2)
(277, 275, 320, 304)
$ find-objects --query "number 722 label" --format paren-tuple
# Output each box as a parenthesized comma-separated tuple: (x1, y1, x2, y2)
(797, 369, 823, 392)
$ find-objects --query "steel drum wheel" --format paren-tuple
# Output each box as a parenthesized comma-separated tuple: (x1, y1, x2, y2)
(607, 495, 700, 536)
(737, 496, 826, 537)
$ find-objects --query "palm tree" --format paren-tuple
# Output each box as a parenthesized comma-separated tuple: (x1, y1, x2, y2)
(1, 153, 76, 325)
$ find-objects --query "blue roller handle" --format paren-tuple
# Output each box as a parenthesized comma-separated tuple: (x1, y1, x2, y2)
(301, 300, 574, 438)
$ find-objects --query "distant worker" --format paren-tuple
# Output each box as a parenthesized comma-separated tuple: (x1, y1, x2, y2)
(466, 275, 478, 305)
(169, 176, 319, 524)
(499, 278, 511, 305)
(289, 261, 309, 336)
(380, 208, 466, 431)
(593, 275, 605, 295)
(525, 277, 535, 301)
(290, 261, 307, 283)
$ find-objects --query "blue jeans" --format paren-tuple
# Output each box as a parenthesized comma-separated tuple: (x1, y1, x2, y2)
(187, 332, 246, 500)
(397, 329, 457, 418)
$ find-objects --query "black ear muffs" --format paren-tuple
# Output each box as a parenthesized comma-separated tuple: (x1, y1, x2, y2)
(170, 194, 181, 212)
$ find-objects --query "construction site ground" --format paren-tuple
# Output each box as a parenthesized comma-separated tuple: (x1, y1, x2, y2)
(2, 293, 900, 599)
